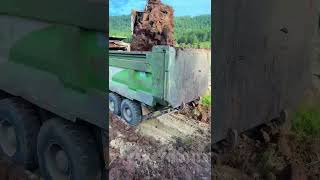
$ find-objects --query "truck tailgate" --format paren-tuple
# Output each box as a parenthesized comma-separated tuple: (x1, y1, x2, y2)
(166, 48, 211, 108)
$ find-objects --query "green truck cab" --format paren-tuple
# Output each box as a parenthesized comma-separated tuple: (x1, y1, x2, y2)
(0, 1, 107, 180)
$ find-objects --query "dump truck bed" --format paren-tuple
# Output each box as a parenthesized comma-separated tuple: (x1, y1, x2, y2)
(109, 46, 211, 108)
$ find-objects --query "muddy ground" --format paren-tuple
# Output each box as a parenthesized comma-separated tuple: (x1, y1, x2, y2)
(108, 106, 211, 179)
(213, 126, 320, 180)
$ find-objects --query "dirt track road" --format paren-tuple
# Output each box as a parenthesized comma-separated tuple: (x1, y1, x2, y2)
(109, 112, 211, 179)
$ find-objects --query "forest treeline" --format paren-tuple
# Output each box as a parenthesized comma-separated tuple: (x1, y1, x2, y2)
(109, 15, 211, 48)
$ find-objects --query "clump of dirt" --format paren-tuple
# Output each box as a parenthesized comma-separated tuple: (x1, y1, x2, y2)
(213, 127, 320, 180)
(130, 0, 175, 51)
(179, 103, 211, 124)
(108, 114, 211, 179)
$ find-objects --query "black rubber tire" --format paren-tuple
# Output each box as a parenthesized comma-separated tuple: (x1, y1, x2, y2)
(37, 118, 102, 180)
(120, 99, 142, 125)
(109, 93, 122, 115)
(0, 98, 40, 170)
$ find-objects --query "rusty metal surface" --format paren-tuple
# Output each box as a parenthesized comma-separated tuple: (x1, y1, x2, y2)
(213, 0, 318, 143)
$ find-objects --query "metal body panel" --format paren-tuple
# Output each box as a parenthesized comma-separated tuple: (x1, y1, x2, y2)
(166, 48, 211, 107)
(0, 0, 107, 31)
(0, 62, 107, 129)
(109, 46, 211, 108)
(109, 66, 155, 106)
(0, 15, 49, 63)
(213, 0, 317, 143)
(109, 52, 151, 72)
(0, 15, 107, 129)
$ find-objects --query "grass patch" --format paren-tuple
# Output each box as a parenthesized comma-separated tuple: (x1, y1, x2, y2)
(200, 95, 212, 107)
(292, 107, 320, 139)
(257, 148, 277, 177)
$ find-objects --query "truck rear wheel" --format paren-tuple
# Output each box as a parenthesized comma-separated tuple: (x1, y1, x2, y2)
(109, 93, 121, 115)
(0, 98, 40, 170)
(120, 99, 142, 125)
(37, 118, 101, 180)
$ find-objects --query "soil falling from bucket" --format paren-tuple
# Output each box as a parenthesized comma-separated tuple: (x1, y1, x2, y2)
(130, 0, 175, 51)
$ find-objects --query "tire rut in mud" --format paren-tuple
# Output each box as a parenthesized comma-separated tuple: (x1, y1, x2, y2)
(109, 113, 211, 179)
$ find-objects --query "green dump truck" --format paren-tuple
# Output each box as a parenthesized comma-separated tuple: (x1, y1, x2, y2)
(109, 46, 211, 125)
(0, 1, 107, 180)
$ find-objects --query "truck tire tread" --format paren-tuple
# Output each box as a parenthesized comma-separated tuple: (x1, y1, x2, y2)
(37, 118, 102, 180)
(121, 99, 142, 125)
(109, 92, 122, 115)
(0, 98, 40, 169)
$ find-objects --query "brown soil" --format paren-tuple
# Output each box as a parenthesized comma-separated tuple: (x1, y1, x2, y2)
(179, 103, 211, 124)
(108, 114, 211, 179)
(213, 127, 320, 180)
(130, 0, 175, 51)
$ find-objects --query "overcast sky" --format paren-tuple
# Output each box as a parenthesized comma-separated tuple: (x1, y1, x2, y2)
(109, 0, 211, 16)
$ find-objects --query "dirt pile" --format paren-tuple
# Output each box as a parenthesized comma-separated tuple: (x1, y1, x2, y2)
(179, 103, 211, 123)
(130, 0, 175, 51)
(108, 114, 211, 179)
(213, 127, 320, 180)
